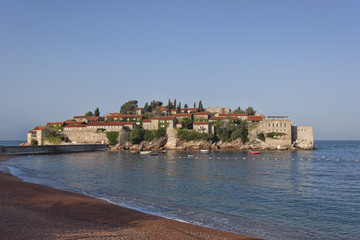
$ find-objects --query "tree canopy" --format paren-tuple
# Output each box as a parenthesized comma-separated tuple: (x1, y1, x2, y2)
(120, 100, 138, 114)
(245, 107, 256, 115)
(94, 108, 100, 117)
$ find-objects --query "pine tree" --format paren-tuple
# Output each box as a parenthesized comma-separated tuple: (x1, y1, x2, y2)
(167, 99, 172, 109)
(144, 102, 149, 112)
(198, 100, 204, 112)
(178, 102, 181, 110)
(184, 103, 189, 109)
(193, 102, 196, 109)
(94, 108, 100, 117)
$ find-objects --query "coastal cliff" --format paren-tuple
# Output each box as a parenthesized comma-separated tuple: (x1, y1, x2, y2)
(111, 136, 314, 151)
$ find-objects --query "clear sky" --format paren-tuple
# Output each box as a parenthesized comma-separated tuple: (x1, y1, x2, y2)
(1, 0, 359, 140)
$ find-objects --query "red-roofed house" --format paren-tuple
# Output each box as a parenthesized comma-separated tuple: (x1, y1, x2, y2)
(180, 108, 197, 113)
(247, 116, 263, 122)
(171, 109, 178, 114)
(73, 116, 84, 122)
(194, 112, 209, 121)
(27, 125, 49, 145)
(193, 122, 211, 134)
(173, 113, 192, 122)
(136, 107, 145, 115)
(218, 113, 248, 120)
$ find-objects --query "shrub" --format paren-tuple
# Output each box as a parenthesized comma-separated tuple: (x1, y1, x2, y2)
(129, 127, 145, 144)
(30, 139, 38, 146)
(266, 132, 286, 138)
(257, 132, 265, 142)
(176, 129, 215, 142)
(106, 131, 119, 145)
(44, 136, 62, 144)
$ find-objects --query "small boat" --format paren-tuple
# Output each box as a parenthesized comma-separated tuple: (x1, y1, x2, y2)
(249, 151, 261, 154)
(139, 151, 152, 155)
(150, 153, 158, 156)
(160, 150, 166, 153)
(188, 154, 195, 158)
(200, 149, 210, 154)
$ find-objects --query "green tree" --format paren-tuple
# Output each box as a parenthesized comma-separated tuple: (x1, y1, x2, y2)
(144, 102, 149, 112)
(106, 131, 119, 145)
(257, 132, 265, 142)
(183, 118, 193, 129)
(233, 107, 245, 114)
(85, 111, 94, 117)
(198, 100, 204, 112)
(245, 107, 256, 116)
(193, 102, 196, 108)
(129, 127, 145, 144)
(239, 120, 249, 143)
(167, 99, 173, 109)
(155, 101, 163, 108)
(177, 102, 181, 111)
(120, 100, 138, 114)
(173, 99, 177, 110)
(94, 108, 100, 117)
(184, 103, 188, 109)
(30, 139, 38, 146)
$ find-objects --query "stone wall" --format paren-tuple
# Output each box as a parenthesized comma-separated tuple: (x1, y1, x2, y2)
(62, 128, 129, 145)
(291, 126, 314, 149)
(0, 144, 108, 155)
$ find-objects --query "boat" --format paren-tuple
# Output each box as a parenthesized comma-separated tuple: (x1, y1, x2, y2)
(249, 151, 261, 154)
(188, 154, 195, 158)
(139, 151, 152, 155)
(160, 150, 166, 153)
(200, 149, 210, 154)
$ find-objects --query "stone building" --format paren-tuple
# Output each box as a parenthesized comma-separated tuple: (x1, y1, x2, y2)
(193, 122, 211, 134)
(193, 112, 209, 121)
(206, 106, 231, 115)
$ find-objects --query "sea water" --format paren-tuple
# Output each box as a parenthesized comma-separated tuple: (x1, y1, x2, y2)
(1, 140, 359, 240)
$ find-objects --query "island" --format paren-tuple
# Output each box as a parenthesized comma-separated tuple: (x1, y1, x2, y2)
(26, 100, 314, 151)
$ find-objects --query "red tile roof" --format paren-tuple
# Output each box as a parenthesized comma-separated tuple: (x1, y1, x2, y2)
(122, 122, 136, 125)
(193, 122, 209, 125)
(64, 125, 87, 128)
(84, 116, 102, 121)
(33, 126, 49, 130)
(73, 116, 84, 119)
(142, 119, 151, 123)
(219, 113, 248, 117)
(181, 108, 197, 111)
(174, 113, 192, 117)
(159, 116, 176, 121)
(194, 112, 209, 116)
(209, 116, 238, 120)
(87, 121, 123, 126)
(248, 116, 263, 122)
(66, 121, 85, 125)
(47, 122, 65, 126)
(109, 115, 143, 118)
(136, 107, 144, 110)
(171, 109, 178, 112)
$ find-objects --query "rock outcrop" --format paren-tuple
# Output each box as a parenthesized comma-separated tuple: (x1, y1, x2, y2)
(292, 139, 315, 150)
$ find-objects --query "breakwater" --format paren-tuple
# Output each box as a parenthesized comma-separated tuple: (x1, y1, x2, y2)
(0, 144, 108, 155)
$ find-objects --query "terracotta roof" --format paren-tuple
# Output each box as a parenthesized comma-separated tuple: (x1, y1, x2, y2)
(219, 113, 247, 117)
(66, 121, 85, 125)
(209, 116, 238, 120)
(151, 117, 160, 120)
(87, 121, 123, 126)
(136, 107, 144, 110)
(177, 122, 183, 125)
(84, 116, 102, 121)
(160, 106, 167, 109)
(157, 109, 168, 111)
(159, 116, 176, 121)
(194, 112, 209, 115)
(171, 109, 178, 112)
(64, 125, 87, 128)
(248, 116, 263, 122)
(174, 113, 192, 117)
(181, 108, 197, 111)
(122, 122, 136, 125)
(193, 122, 209, 125)
(109, 115, 143, 118)
(142, 119, 151, 123)
(33, 126, 49, 130)
(74, 116, 84, 119)
(47, 122, 65, 126)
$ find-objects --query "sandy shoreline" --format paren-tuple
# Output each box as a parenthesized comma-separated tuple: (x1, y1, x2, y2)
(0, 155, 260, 240)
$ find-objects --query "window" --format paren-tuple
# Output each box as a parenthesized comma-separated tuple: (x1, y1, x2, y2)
(284, 123, 286, 127)
(269, 123, 271, 127)
(280, 123, 282, 127)
(272, 123, 275, 127)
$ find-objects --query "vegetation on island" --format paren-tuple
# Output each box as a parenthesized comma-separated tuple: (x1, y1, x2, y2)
(43, 126, 66, 144)
(176, 129, 215, 142)
(85, 107, 100, 117)
(106, 131, 119, 146)
(129, 127, 166, 144)
(266, 132, 286, 138)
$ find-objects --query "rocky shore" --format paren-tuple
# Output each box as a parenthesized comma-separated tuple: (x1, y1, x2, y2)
(110, 137, 315, 151)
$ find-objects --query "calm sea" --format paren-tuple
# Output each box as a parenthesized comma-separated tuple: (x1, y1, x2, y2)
(1, 140, 359, 240)
(0, 140, 26, 146)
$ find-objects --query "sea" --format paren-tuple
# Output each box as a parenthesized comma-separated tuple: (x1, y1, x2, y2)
(1, 140, 359, 240)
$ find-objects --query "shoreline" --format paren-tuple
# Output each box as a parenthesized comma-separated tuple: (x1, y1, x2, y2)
(0, 154, 260, 240)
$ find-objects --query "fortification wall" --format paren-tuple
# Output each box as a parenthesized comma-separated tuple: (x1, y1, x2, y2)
(0, 144, 108, 155)
(291, 126, 314, 149)
(62, 129, 129, 145)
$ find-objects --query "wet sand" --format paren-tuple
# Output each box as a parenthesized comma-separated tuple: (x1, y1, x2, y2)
(0, 155, 260, 240)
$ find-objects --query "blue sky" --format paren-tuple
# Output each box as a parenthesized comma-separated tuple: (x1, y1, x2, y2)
(1, 0, 359, 140)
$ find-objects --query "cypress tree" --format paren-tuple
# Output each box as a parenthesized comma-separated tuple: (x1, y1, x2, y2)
(94, 108, 100, 117)
(198, 101, 204, 112)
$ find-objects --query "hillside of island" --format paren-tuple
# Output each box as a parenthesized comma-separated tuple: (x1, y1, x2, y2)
(26, 99, 314, 150)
